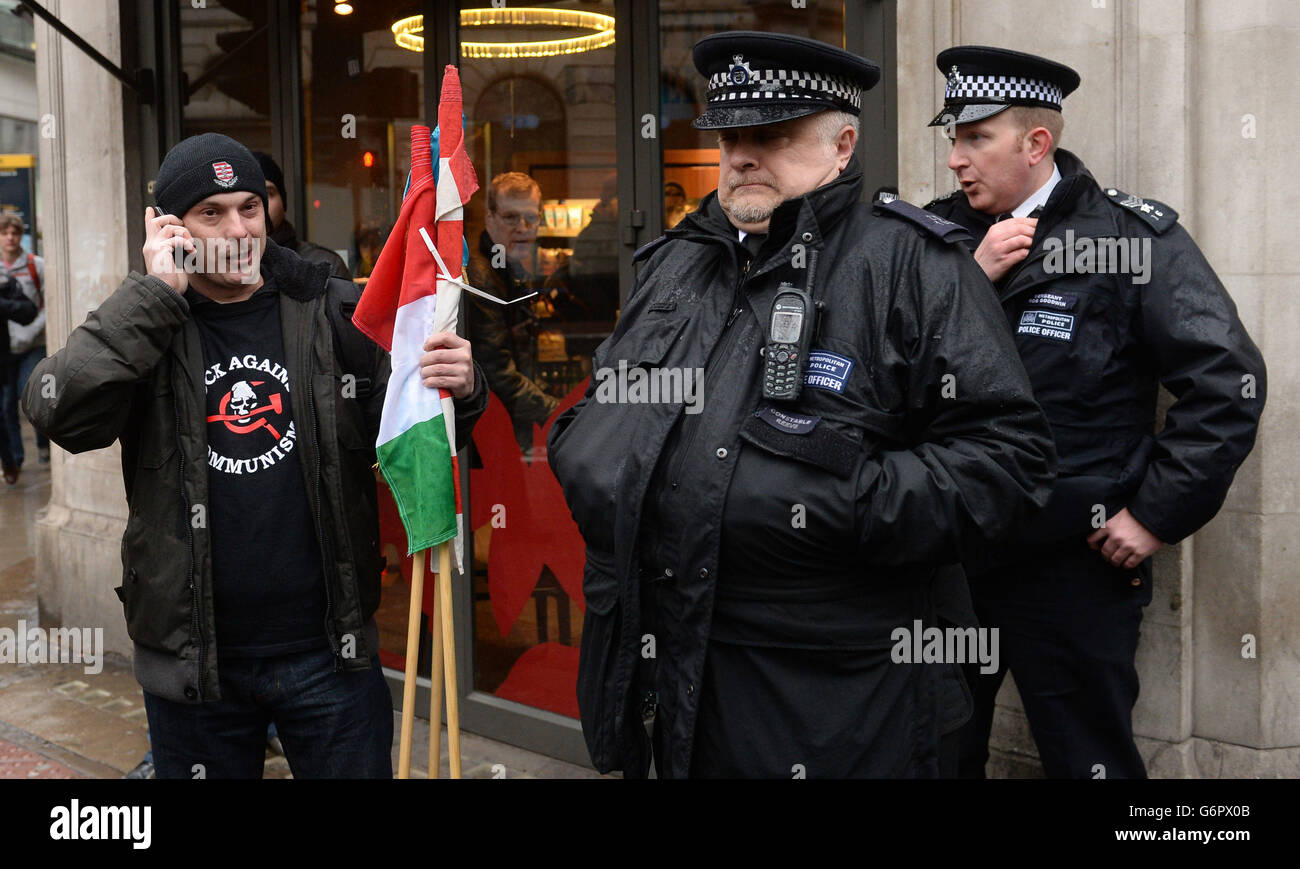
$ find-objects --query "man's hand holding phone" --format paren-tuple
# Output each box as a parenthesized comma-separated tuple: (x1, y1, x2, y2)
(143, 206, 192, 294)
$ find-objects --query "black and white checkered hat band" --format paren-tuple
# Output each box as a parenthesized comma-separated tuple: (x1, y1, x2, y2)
(945, 75, 1062, 107)
(707, 69, 862, 110)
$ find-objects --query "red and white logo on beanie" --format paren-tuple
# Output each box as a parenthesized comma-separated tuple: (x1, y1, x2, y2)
(212, 161, 236, 187)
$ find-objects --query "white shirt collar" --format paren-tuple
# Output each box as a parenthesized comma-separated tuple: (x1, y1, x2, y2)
(1012, 162, 1061, 218)
(737, 229, 749, 242)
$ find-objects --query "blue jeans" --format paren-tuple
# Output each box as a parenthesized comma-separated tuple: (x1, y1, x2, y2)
(2, 345, 48, 466)
(143, 647, 394, 779)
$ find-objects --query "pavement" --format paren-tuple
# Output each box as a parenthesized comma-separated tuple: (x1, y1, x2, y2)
(0, 424, 603, 780)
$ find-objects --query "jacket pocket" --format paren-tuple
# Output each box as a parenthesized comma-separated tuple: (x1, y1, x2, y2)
(551, 316, 688, 552)
(1015, 472, 1122, 545)
(576, 551, 623, 772)
(726, 403, 877, 572)
(332, 377, 382, 621)
(600, 314, 687, 369)
(120, 513, 194, 654)
(738, 405, 864, 478)
(1016, 434, 1155, 546)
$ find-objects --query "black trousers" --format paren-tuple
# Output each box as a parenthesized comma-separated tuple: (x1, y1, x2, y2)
(957, 544, 1151, 779)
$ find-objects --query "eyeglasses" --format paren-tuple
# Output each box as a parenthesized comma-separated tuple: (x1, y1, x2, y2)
(492, 210, 542, 228)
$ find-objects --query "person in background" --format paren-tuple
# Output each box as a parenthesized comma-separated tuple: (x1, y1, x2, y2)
(663, 181, 688, 229)
(0, 214, 47, 478)
(353, 227, 383, 281)
(251, 152, 350, 280)
(467, 171, 559, 454)
(559, 175, 621, 325)
(0, 232, 37, 485)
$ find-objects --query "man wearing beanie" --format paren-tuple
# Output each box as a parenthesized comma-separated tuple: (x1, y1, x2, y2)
(23, 132, 487, 778)
(251, 150, 349, 280)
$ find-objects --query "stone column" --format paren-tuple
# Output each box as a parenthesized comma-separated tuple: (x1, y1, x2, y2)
(33, 0, 133, 656)
(895, 0, 1298, 776)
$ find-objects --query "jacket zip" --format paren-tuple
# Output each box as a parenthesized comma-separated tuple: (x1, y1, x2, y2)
(174, 371, 204, 699)
(1000, 235, 1102, 303)
(999, 239, 1061, 301)
(305, 296, 342, 669)
(668, 249, 751, 488)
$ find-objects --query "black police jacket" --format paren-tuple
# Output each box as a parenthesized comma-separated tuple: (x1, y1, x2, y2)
(925, 149, 1266, 550)
(549, 156, 1057, 777)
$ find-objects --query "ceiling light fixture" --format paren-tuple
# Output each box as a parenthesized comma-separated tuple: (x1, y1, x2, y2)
(334, 1, 353, 15)
(392, 8, 616, 58)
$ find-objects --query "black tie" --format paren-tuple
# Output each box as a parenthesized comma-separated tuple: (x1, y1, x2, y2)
(995, 212, 1013, 223)
(742, 233, 766, 257)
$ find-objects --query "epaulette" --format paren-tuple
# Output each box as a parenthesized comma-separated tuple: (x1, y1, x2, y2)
(922, 189, 963, 209)
(633, 235, 670, 262)
(1102, 187, 1178, 234)
(873, 196, 972, 243)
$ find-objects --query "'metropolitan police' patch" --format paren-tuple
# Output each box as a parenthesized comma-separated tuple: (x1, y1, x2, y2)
(803, 350, 855, 393)
(1018, 309, 1075, 342)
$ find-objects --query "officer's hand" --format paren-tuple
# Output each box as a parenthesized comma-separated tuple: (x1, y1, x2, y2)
(420, 331, 475, 399)
(143, 207, 192, 294)
(1087, 507, 1165, 570)
(973, 217, 1037, 282)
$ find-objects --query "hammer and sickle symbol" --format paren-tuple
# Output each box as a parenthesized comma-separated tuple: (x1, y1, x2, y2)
(206, 381, 284, 440)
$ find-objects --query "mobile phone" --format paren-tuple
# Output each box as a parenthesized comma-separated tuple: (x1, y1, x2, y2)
(152, 204, 186, 269)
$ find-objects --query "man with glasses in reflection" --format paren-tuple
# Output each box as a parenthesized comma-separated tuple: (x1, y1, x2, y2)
(548, 32, 1056, 778)
(663, 181, 689, 230)
(467, 171, 560, 454)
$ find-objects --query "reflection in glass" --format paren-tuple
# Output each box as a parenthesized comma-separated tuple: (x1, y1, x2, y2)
(299, 0, 425, 287)
(457, 0, 619, 719)
(180, 2, 271, 151)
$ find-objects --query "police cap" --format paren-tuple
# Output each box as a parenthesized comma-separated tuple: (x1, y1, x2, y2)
(928, 45, 1081, 127)
(692, 31, 880, 130)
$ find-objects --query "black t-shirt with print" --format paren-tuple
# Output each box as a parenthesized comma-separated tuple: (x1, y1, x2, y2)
(189, 278, 328, 657)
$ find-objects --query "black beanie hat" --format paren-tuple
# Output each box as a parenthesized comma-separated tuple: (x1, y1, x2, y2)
(154, 133, 267, 218)
(250, 150, 286, 204)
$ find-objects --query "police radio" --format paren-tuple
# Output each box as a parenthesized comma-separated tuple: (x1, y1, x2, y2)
(762, 283, 816, 401)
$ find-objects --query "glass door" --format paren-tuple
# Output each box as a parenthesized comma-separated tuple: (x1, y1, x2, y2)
(457, 0, 618, 725)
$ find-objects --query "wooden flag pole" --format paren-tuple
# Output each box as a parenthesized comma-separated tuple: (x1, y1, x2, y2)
(438, 541, 462, 778)
(396, 547, 425, 779)
(427, 550, 444, 779)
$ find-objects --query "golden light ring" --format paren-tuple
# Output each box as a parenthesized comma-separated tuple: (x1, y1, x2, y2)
(392, 9, 616, 58)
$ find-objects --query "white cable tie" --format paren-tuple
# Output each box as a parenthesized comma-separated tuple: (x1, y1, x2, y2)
(418, 225, 539, 306)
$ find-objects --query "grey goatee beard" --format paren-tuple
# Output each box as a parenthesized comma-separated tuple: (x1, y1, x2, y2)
(724, 200, 776, 224)
(724, 175, 779, 224)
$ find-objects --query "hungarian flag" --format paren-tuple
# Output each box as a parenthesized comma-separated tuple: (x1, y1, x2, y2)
(353, 65, 478, 568)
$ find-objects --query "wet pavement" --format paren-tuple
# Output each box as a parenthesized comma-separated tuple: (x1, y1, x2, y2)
(0, 425, 601, 780)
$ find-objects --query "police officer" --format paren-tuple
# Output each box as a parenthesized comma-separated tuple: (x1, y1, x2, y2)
(923, 46, 1267, 778)
(548, 32, 1057, 778)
